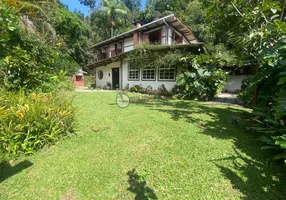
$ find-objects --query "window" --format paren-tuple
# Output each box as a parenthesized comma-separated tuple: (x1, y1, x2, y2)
(116, 42, 122, 54)
(110, 42, 122, 57)
(98, 70, 103, 80)
(143, 29, 162, 44)
(142, 66, 156, 81)
(101, 46, 108, 59)
(110, 44, 116, 57)
(128, 62, 140, 81)
(159, 66, 175, 81)
(75, 76, 83, 81)
(149, 29, 161, 44)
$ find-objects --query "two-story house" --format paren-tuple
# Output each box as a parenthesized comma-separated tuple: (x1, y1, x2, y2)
(86, 14, 203, 91)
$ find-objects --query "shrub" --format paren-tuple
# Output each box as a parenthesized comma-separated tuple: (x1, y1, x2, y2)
(157, 84, 171, 96)
(238, 77, 255, 106)
(85, 75, 96, 88)
(0, 89, 76, 162)
(175, 67, 227, 100)
(239, 40, 286, 162)
(129, 85, 144, 93)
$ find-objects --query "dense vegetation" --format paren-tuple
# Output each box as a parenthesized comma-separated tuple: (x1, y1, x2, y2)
(0, 0, 89, 162)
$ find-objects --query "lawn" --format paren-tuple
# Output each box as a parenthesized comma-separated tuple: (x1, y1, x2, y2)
(0, 92, 286, 199)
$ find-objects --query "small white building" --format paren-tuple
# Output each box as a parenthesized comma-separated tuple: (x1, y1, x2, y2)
(86, 14, 202, 91)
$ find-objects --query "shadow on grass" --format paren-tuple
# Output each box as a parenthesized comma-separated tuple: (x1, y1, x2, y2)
(127, 168, 158, 200)
(0, 160, 33, 183)
(139, 100, 286, 199)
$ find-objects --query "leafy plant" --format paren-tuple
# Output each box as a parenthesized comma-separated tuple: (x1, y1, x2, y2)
(261, 135, 286, 163)
(157, 84, 170, 96)
(174, 55, 228, 100)
(129, 85, 144, 93)
(0, 89, 76, 161)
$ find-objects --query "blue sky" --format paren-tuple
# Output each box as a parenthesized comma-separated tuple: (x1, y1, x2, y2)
(61, 0, 147, 16)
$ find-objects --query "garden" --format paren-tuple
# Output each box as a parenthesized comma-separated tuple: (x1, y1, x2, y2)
(0, 0, 286, 199)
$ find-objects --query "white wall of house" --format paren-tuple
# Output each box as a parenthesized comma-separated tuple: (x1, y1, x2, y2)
(161, 26, 167, 45)
(124, 37, 134, 52)
(167, 27, 173, 45)
(223, 75, 251, 92)
(121, 61, 176, 91)
(96, 61, 251, 93)
(96, 61, 121, 89)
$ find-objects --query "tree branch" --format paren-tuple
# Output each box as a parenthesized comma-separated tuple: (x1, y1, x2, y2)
(231, 2, 243, 17)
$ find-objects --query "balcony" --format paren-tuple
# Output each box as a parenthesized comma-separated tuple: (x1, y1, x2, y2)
(97, 42, 123, 62)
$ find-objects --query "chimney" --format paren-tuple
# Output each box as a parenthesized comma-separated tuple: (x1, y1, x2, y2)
(133, 21, 142, 29)
(133, 21, 141, 46)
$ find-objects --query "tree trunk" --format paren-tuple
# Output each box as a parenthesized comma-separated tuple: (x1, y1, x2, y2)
(111, 25, 114, 37)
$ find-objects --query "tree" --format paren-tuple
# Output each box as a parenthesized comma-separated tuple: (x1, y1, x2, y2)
(121, 0, 140, 12)
(121, 0, 140, 20)
(74, 9, 85, 20)
(79, 0, 96, 9)
(101, 0, 128, 37)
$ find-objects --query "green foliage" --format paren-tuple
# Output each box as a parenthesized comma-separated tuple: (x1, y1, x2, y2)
(101, 0, 129, 37)
(79, 0, 96, 9)
(53, 8, 91, 66)
(0, 89, 76, 162)
(274, 89, 286, 119)
(261, 135, 286, 163)
(238, 77, 255, 105)
(84, 75, 96, 87)
(242, 40, 286, 116)
(0, 4, 20, 56)
(129, 84, 144, 93)
(0, 3, 79, 92)
(0, 41, 77, 92)
(206, 0, 286, 162)
(0, 2, 79, 163)
(175, 64, 227, 100)
(240, 39, 286, 162)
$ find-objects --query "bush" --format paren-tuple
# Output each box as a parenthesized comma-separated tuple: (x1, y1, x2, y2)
(238, 77, 255, 106)
(157, 84, 171, 96)
(129, 85, 144, 93)
(85, 75, 96, 88)
(239, 40, 286, 162)
(0, 89, 76, 162)
(175, 67, 227, 100)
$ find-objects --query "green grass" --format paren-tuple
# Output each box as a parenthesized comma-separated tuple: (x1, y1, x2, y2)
(1, 92, 286, 199)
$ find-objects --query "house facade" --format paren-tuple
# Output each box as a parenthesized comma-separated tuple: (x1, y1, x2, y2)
(86, 14, 202, 91)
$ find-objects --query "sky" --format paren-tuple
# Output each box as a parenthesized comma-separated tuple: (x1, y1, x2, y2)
(61, 0, 147, 16)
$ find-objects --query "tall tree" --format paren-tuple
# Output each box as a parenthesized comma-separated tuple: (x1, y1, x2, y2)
(101, 0, 128, 37)
(121, 0, 140, 20)
(121, 0, 140, 11)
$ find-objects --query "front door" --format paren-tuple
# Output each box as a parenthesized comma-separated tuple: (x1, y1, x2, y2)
(112, 68, 120, 90)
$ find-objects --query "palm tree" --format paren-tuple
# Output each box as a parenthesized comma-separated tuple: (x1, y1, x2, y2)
(101, 0, 128, 37)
